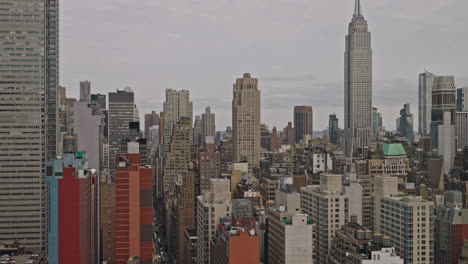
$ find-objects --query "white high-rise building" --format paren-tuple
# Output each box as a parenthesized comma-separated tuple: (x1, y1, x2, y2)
(344, 0, 373, 156)
(0, 0, 59, 251)
(418, 71, 435, 135)
(439, 111, 456, 174)
(163, 89, 193, 153)
(301, 174, 349, 264)
(196, 179, 232, 264)
(379, 196, 434, 264)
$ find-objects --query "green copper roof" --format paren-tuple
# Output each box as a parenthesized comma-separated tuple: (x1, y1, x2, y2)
(383, 143, 406, 156)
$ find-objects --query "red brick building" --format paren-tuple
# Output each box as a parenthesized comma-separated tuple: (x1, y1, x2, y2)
(114, 154, 154, 264)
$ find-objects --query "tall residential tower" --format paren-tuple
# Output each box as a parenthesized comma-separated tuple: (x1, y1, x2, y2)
(232, 73, 261, 169)
(344, 0, 373, 156)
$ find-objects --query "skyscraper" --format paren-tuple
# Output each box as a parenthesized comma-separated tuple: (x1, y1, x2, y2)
(80, 80, 91, 102)
(163, 89, 193, 152)
(329, 114, 339, 144)
(0, 0, 59, 251)
(431, 76, 456, 150)
(372, 107, 382, 139)
(457, 112, 468, 150)
(294, 106, 313, 143)
(398, 103, 414, 141)
(232, 73, 261, 169)
(108, 88, 135, 176)
(201, 106, 215, 146)
(163, 117, 192, 190)
(144, 111, 160, 139)
(344, 0, 373, 156)
(193, 116, 203, 148)
(418, 71, 435, 135)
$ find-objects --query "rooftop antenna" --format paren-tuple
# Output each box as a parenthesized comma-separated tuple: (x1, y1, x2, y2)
(354, 0, 363, 17)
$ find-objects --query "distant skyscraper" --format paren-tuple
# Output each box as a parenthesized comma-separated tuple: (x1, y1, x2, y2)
(108, 88, 135, 175)
(193, 116, 203, 147)
(372, 107, 382, 139)
(329, 114, 339, 144)
(344, 0, 373, 156)
(201, 106, 215, 146)
(260, 124, 271, 150)
(294, 106, 313, 143)
(163, 89, 193, 152)
(457, 87, 468, 112)
(91, 93, 106, 109)
(457, 112, 468, 150)
(80, 80, 91, 102)
(418, 71, 435, 135)
(398, 103, 414, 141)
(144, 111, 160, 139)
(232, 73, 261, 169)
(0, 0, 59, 251)
(431, 76, 456, 150)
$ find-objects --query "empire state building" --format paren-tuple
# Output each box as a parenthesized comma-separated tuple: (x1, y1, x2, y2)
(344, 0, 373, 156)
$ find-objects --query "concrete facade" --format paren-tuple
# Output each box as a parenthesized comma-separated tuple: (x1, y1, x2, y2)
(232, 73, 261, 169)
(379, 196, 434, 264)
(301, 174, 349, 263)
(196, 179, 232, 264)
(0, 0, 59, 251)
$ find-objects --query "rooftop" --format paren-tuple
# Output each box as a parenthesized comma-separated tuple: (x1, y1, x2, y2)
(382, 143, 406, 156)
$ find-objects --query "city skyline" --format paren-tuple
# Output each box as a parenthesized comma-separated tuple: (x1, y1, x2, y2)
(60, 0, 468, 131)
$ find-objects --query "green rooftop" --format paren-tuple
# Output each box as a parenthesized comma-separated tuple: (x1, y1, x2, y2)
(382, 143, 406, 156)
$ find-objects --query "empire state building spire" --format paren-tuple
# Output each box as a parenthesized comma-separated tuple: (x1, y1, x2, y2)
(354, 0, 363, 17)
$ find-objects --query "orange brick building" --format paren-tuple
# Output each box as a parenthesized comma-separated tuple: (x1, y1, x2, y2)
(113, 154, 154, 264)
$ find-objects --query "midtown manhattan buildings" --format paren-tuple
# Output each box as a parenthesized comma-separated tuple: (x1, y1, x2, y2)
(232, 73, 261, 169)
(0, 0, 59, 251)
(344, 0, 373, 156)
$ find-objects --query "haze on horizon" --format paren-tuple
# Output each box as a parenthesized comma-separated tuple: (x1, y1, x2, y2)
(60, 0, 468, 132)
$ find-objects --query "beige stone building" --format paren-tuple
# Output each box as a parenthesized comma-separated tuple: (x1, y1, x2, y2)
(301, 174, 349, 263)
(232, 73, 261, 170)
(163, 89, 193, 152)
(196, 179, 232, 264)
(378, 196, 434, 264)
(163, 117, 192, 190)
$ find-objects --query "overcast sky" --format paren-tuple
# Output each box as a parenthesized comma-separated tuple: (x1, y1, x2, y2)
(60, 0, 468, 132)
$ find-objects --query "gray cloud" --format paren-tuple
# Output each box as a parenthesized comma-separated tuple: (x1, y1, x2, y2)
(61, 0, 468, 131)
